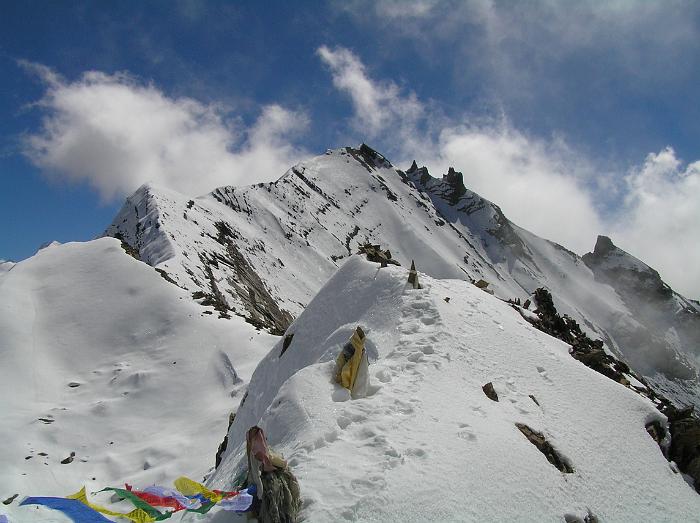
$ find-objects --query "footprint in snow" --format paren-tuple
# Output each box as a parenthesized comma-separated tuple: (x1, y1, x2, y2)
(471, 406, 486, 417)
(375, 369, 392, 383)
(405, 447, 427, 458)
(420, 315, 438, 326)
(400, 323, 420, 335)
(457, 426, 477, 441)
(536, 366, 553, 384)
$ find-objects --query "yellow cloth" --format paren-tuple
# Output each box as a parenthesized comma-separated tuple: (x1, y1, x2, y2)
(174, 476, 223, 503)
(68, 487, 156, 523)
(336, 328, 365, 391)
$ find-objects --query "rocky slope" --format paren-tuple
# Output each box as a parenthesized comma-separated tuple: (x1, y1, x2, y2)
(105, 144, 700, 408)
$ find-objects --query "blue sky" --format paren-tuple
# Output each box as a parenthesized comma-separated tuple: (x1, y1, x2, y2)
(1, 1, 699, 295)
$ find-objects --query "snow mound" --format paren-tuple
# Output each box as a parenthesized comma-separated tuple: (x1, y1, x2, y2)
(211, 256, 700, 521)
(0, 238, 275, 521)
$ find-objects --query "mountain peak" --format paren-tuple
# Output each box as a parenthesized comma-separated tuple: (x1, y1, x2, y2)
(443, 167, 467, 203)
(584, 235, 655, 277)
(592, 235, 616, 256)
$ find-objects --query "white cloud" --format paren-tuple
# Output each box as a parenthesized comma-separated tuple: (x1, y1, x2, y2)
(317, 46, 424, 142)
(432, 125, 604, 255)
(317, 45, 602, 254)
(23, 64, 308, 200)
(338, 1, 700, 115)
(318, 45, 700, 297)
(611, 148, 700, 296)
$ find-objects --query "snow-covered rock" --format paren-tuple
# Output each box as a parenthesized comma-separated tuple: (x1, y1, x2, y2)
(210, 256, 700, 521)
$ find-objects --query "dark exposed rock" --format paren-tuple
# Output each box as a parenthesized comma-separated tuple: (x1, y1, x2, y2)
(213, 220, 239, 244)
(482, 382, 498, 402)
(516, 423, 574, 473)
(61, 451, 75, 464)
(292, 167, 340, 209)
(155, 268, 178, 286)
(564, 511, 599, 523)
(196, 231, 293, 333)
(667, 411, 700, 492)
(3, 494, 18, 505)
(113, 233, 140, 260)
(215, 412, 236, 469)
(344, 226, 361, 255)
(221, 243, 293, 335)
(443, 167, 467, 204)
(358, 244, 401, 268)
(345, 144, 392, 173)
(374, 174, 399, 201)
(199, 256, 231, 319)
(474, 279, 490, 289)
(215, 435, 228, 469)
(529, 394, 540, 407)
(280, 333, 295, 357)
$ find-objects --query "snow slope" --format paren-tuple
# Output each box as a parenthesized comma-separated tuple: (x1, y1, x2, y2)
(0, 238, 275, 520)
(210, 256, 700, 522)
(106, 145, 700, 408)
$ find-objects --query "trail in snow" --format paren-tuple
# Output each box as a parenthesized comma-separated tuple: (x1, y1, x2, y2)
(209, 257, 700, 522)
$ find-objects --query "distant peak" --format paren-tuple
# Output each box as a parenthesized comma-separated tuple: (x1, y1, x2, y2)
(336, 143, 393, 172)
(408, 160, 418, 173)
(593, 235, 616, 256)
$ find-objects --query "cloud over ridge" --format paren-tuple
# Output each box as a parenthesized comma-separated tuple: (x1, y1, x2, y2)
(18, 46, 700, 297)
(317, 45, 700, 297)
(23, 63, 309, 199)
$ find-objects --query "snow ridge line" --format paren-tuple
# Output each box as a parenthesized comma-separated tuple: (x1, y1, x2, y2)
(282, 283, 456, 521)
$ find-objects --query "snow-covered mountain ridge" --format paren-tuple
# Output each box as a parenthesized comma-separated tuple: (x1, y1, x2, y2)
(106, 144, 700, 409)
(2, 144, 700, 521)
(208, 256, 700, 521)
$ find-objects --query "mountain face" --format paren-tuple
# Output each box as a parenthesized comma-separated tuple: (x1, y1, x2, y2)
(106, 144, 700, 409)
(583, 237, 700, 386)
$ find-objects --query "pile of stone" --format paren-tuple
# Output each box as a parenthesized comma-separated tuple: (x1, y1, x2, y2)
(357, 244, 401, 268)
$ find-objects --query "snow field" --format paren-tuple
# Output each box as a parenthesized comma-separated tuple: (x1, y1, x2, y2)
(210, 256, 700, 522)
(0, 239, 276, 522)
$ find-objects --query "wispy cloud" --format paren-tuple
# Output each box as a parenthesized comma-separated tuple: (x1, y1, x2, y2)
(22, 63, 309, 200)
(317, 45, 700, 297)
(317, 46, 424, 141)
